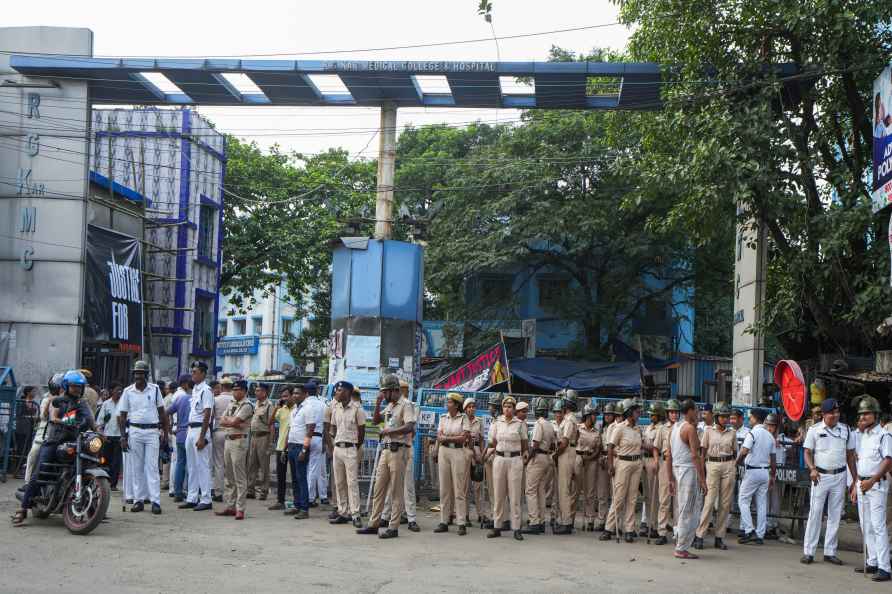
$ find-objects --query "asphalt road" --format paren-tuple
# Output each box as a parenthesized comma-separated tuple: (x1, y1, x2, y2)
(0, 478, 885, 593)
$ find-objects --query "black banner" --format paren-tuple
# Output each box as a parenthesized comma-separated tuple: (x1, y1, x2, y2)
(85, 225, 143, 352)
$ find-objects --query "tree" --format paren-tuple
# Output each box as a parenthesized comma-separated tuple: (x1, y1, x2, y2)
(613, 0, 892, 359)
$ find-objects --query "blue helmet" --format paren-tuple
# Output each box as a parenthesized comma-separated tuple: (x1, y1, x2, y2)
(61, 370, 87, 391)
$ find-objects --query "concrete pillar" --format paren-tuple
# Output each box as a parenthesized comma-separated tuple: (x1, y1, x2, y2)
(374, 103, 397, 240)
(731, 212, 767, 405)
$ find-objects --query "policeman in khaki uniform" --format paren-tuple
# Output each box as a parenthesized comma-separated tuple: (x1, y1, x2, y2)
(463, 398, 486, 524)
(694, 402, 737, 550)
(211, 377, 233, 502)
(575, 404, 602, 532)
(523, 397, 556, 534)
(215, 380, 253, 520)
(357, 374, 417, 539)
(329, 381, 367, 528)
(553, 392, 579, 534)
(607, 398, 645, 543)
(482, 393, 503, 529)
(246, 384, 274, 500)
(650, 399, 679, 545)
(546, 399, 562, 528)
(642, 402, 663, 538)
(594, 402, 617, 531)
(485, 395, 528, 540)
(434, 392, 472, 535)
(599, 402, 626, 540)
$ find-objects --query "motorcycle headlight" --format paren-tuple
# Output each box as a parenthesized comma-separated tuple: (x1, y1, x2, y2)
(87, 436, 103, 454)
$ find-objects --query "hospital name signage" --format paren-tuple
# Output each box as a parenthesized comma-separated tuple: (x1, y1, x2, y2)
(326, 61, 497, 73)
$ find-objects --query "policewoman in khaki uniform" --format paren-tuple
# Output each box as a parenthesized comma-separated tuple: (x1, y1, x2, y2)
(594, 402, 617, 531)
(554, 392, 579, 534)
(485, 395, 528, 540)
(330, 380, 367, 528)
(357, 374, 417, 539)
(599, 403, 625, 540)
(246, 384, 274, 500)
(434, 392, 472, 535)
(575, 404, 602, 532)
(651, 399, 679, 545)
(215, 380, 254, 520)
(482, 393, 502, 529)
(608, 398, 644, 543)
(523, 397, 556, 534)
(463, 397, 486, 524)
(694, 401, 736, 550)
(642, 402, 664, 538)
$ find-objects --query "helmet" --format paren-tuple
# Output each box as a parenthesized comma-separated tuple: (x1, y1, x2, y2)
(648, 402, 665, 417)
(620, 398, 640, 417)
(132, 360, 150, 373)
(856, 394, 881, 415)
(552, 398, 564, 412)
(581, 404, 596, 419)
(713, 402, 732, 416)
(564, 389, 580, 401)
(381, 374, 400, 390)
(61, 370, 87, 391)
(563, 397, 578, 412)
(48, 372, 64, 393)
(603, 402, 617, 415)
(488, 393, 503, 407)
(665, 399, 681, 412)
(764, 413, 780, 426)
(533, 397, 549, 412)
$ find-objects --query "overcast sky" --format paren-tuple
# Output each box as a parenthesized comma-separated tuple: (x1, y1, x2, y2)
(4, 0, 631, 157)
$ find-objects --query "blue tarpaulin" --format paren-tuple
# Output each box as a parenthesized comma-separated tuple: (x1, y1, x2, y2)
(509, 358, 642, 393)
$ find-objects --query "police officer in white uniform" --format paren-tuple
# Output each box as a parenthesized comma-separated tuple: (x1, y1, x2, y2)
(736, 409, 777, 545)
(852, 395, 892, 581)
(179, 361, 214, 511)
(800, 398, 856, 565)
(118, 360, 169, 514)
(304, 382, 329, 506)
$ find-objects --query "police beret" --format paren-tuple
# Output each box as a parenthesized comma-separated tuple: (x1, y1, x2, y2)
(821, 398, 838, 413)
(702, 403, 713, 412)
(335, 380, 355, 393)
(304, 381, 318, 395)
(257, 383, 271, 392)
(233, 380, 248, 390)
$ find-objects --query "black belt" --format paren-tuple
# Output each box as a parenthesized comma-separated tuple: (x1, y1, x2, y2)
(496, 451, 522, 458)
(708, 455, 735, 462)
(335, 442, 357, 448)
(746, 465, 770, 470)
(385, 442, 409, 448)
(188, 423, 204, 428)
(816, 466, 846, 475)
(533, 447, 551, 456)
(577, 450, 595, 456)
(860, 475, 885, 482)
(227, 434, 247, 440)
(252, 431, 270, 437)
(441, 442, 463, 449)
(617, 454, 642, 461)
(130, 423, 159, 429)
(312, 432, 322, 437)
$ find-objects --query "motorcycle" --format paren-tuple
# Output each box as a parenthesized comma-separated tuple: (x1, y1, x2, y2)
(16, 431, 111, 535)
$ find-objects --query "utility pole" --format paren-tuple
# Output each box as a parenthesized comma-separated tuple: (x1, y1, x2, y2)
(374, 102, 397, 240)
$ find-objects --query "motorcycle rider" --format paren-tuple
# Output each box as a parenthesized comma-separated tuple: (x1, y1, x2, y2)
(12, 370, 95, 526)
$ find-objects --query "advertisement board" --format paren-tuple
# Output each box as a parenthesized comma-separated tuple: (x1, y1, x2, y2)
(873, 63, 892, 212)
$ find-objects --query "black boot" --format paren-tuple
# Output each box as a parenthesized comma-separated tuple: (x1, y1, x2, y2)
(513, 530, 524, 541)
(654, 535, 668, 545)
(715, 538, 728, 550)
(598, 531, 614, 541)
(522, 523, 544, 534)
(487, 528, 501, 538)
(433, 523, 448, 533)
(693, 536, 704, 550)
(624, 532, 635, 543)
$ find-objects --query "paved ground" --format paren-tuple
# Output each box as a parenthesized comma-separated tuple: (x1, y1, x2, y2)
(0, 478, 886, 593)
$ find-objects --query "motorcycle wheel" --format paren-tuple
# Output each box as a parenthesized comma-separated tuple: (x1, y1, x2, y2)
(63, 476, 110, 535)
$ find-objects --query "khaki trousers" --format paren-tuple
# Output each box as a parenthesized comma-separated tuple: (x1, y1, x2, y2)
(333, 445, 361, 518)
(657, 458, 674, 536)
(575, 454, 598, 523)
(223, 437, 249, 512)
(595, 456, 610, 525)
(465, 449, 485, 519)
(546, 457, 557, 521)
(613, 459, 643, 534)
(485, 457, 505, 523)
(368, 446, 408, 531)
(212, 430, 226, 493)
(438, 445, 469, 525)
(557, 449, 577, 526)
(493, 454, 524, 530)
(643, 456, 659, 530)
(525, 452, 551, 525)
(697, 460, 734, 538)
(246, 433, 271, 496)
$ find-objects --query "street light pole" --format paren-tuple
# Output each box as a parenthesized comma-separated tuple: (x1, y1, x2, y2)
(374, 102, 397, 240)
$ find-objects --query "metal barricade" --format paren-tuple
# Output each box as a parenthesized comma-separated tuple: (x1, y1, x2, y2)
(0, 367, 18, 482)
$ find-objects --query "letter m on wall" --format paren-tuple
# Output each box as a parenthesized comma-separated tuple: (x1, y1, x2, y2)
(19, 207, 37, 233)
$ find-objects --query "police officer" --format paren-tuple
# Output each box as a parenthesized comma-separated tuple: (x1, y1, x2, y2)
(118, 360, 169, 514)
(245, 383, 273, 500)
(594, 401, 617, 532)
(599, 401, 625, 541)
(642, 402, 664, 538)
(211, 377, 233, 502)
(575, 404, 601, 532)
(736, 409, 777, 545)
(330, 381, 367, 528)
(553, 392, 579, 535)
(523, 397, 556, 534)
(694, 402, 736, 550)
(800, 398, 856, 565)
(607, 398, 645, 543)
(651, 399, 679, 544)
(485, 395, 528, 540)
(852, 395, 892, 581)
(482, 393, 502, 530)
(215, 380, 253, 519)
(464, 397, 486, 524)
(179, 361, 214, 511)
(357, 374, 417, 539)
(434, 392, 471, 535)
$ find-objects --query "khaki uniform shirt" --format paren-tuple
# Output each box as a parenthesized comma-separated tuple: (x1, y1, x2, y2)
(577, 424, 601, 456)
(83, 386, 99, 414)
(489, 416, 527, 452)
(382, 396, 417, 445)
(224, 398, 254, 436)
(644, 422, 659, 453)
(610, 423, 644, 457)
(214, 392, 233, 426)
(331, 400, 367, 445)
(438, 411, 471, 437)
(251, 399, 273, 434)
(653, 421, 673, 458)
(702, 425, 737, 458)
(531, 417, 557, 452)
(467, 416, 484, 450)
(560, 415, 579, 447)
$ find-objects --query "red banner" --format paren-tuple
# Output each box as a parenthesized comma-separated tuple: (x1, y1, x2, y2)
(433, 342, 509, 391)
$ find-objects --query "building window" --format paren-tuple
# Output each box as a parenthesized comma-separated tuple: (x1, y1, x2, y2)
(233, 318, 246, 336)
(478, 275, 512, 307)
(197, 204, 215, 259)
(195, 297, 214, 353)
(251, 317, 263, 335)
(538, 276, 570, 312)
(667, 367, 678, 384)
(282, 318, 294, 337)
(218, 321, 227, 338)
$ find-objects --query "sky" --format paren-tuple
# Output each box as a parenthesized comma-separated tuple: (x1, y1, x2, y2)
(3, 0, 631, 158)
